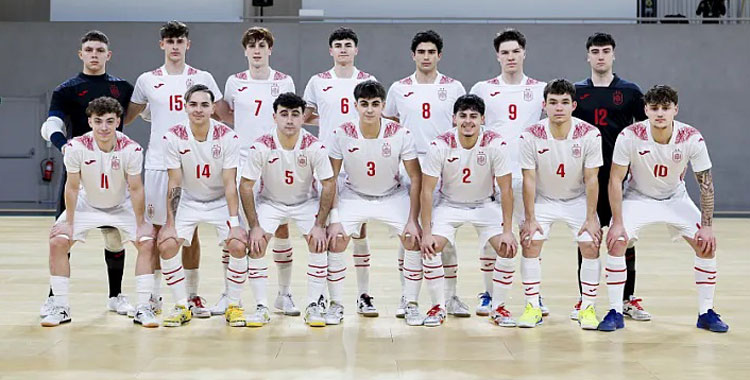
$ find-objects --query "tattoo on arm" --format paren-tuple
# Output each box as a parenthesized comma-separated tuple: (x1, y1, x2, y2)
(168, 187, 182, 220)
(695, 169, 714, 227)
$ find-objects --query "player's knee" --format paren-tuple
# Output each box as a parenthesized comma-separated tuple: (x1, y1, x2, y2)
(329, 237, 348, 253)
(579, 242, 599, 259)
(274, 224, 290, 239)
(158, 239, 180, 258)
(609, 241, 627, 256)
(101, 227, 124, 251)
(49, 237, 71, 254)
(227, 240, 246, 258)
(401, 237, 419, 251)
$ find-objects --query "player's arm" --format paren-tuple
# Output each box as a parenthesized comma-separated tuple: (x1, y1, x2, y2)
(126, 173, 146, 225)
(519, 168, 541, 245)
(303, 106, 319, 126)
(404, 158, 422, 224)
(63, 172, 81, 227)
(124, 102, 147, 125)
(606, 163, 628, 250)
(420, 174, 438, 255)
(581, 166, 601, 245)
(222, 168, 240, 219)
(694, 168, 716, 254)
(238, 177, 259, 229)
(214, 100, 234, 126)
(165, 168, 182, 228)
(496, 173, 517, 257)
(42, 87, 71, 152)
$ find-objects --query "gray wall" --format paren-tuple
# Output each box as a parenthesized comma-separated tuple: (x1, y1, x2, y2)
(1, 22, 748, 211)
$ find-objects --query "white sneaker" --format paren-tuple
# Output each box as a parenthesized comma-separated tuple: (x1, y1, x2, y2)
(210, 293, 230, 316)
(274, 292, 301, 316)
(490, 305, 516, 327)
(623, 296, 652, 321)
(325, 302, 344, 325)
(108, 294, 134, 316)
(246, 305, 271, 327)
(569, 299, 582, 321)
(188, 295, 211, 318)
(423, 305, 446, 327)
(304, 302, 326, 327)
(446, 296, 471, 317)
(357, 293, 378, 317)
(40, 296, 55, 318)
(133, 304, 159, 328)
(539, 296, 550, 317)
(40, 305, 71, 327)
(395, 296, 407, 319)
(404, 302, 424, 326)
(476, 292, 492, 316)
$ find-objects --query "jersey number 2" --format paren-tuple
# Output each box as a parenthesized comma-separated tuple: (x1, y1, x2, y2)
(462, 168, 471, 183)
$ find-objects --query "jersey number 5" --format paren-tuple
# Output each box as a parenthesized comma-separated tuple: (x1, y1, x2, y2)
(285, 170, 294, 185)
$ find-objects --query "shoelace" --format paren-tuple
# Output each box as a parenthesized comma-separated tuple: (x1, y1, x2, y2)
(361, 294, 374, 308)
(494, 306, 511, 317)
(426, 304, 442, 317)
(629, 298, 644, 310)
(190, 296, 207, 308)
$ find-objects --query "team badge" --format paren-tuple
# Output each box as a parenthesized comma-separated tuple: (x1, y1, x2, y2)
(438, 88, 447, 101)
(186, 78, 194, 87)
(572, 143, 582, 158)
(382, 142, 392, 157)
(109, 84, 120, 98)
(524, 88, 533, 102)
(147, 204, 155, 220)
(271, 83, 280, 97)
(672, 149, 683, 163)
(212, 144, 222, 159)
(111, 156, 121, 170)
(297, 154, 308, 167)
(477, 151, 487, 166)
(613, 90, 624, 105)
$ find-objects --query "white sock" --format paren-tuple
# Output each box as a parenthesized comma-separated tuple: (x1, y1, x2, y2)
(185, 269, 198, 297)
(161, 254, 187, 306)
(521, 257, 541, 308)
(480, 244, 496, 294)
(423, 253, 446, 308)
(327, 251, 346, 304)
(273, 238, 293, 295)
(580, 258, 601, 309)
(491, 257, 515, 310)
(694, 256, 717, 314)
(605, 254, 626, 313)
(227, 256, 248, 304)
(220, 249, 229, 294)
(443, 244, 458, 300)
(402, 249, 423, 303)
(135, 274, 155, 305)
(352, 238, 370, 296)
(307, 252, 327, 305)
(50, 275, 70, 307)
(153, 270, 162, 298)
(397, 245, 405, 289)
(247, 257, 268, 306)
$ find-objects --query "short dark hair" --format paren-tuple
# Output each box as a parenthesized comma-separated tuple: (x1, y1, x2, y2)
(543, 79, 576, 100)
(160, 20, 189, 39)
(586, 32, 616, 50)
(81, 30, 109, 46)
(242, 26, 274, 48)
(493, 28, 526, 52)
(273, 92, 306, 113)
(411, 30, 443, 54)
(184, 84, 214, 103)
(328, 27, 358, 47)
(453, 94, 485, 116)
(644, 85, 678, 106)
(86, 96, 123, 117)
(353, 80, 386, 101)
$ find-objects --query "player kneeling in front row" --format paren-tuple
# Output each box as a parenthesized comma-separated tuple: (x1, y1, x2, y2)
(240, 93, 336, 327)
(42, 97, 156, 327)
(518, 79, 603, 329)
(157, 85, 247, 327)
(326, 80, 423, 321)
(420, 94, 518, 327)
(602, 85, 728, 333)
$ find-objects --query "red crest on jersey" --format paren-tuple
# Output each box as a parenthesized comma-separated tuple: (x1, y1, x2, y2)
(111, 156, 121, 170)
(382, 142, 392, 157)
(271, 83, 280, 97)
(186, 78, 194, 87)
(169, 125, 189, 140)
(572, 122, 596, 140)
(477, 151, 487, 166)
(297, 154, 308, 167)
(675, 126, 700, 144)
(526, 124, 548, 140)
(613, 90, 624, 105)
(524, 88, 533, 102)
(438, 87, 448, 101)
(572, 143, 582, 158)
(212, 144, 222, 159)
(109, 84, 120, 98)
(672, 149, 683, 163)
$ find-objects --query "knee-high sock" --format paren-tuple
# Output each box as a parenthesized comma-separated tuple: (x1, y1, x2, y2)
(135, 274, 155, 305)
(227, 256, 248, 304)
(220, 249, 229, 294)
(273, 238, 293, 295)
(397, 245, 405, 289)
(491, 257, 515, 310)
(423, 253, 445, 307)
(185, 269, 199, 297)
(104, 249, 125, 298)
(402, 249, 423, 303)
(161, 254, 187, 306)
(442, 244, 458, 300)
(605, 255, 627, 312)
(307, 252, 328, 305)
(624, 246, 637, 300)
(352, 238, 370, 296)
(50, 275, 70, 307)
(521, 257, 541, 308)
(327, 251, 346, 304)
(480, 244, 496, 294)
(153, 270, 162, 298)
(580, 258, 601, 309)
(247, 257, 268, 306)
(694, 256, 717, 314)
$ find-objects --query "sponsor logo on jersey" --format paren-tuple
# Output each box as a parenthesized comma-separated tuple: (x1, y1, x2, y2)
(238, 86, 248, 92)
(109, 84, 120, 98)
(523, 88, 533, 102)
(490, 91, 501, 97)
(268, 157, 279, 164)
(84, 159, 96, 165)
(347, 147, 360, 153)
(404, 91, 414, 97)
(638, 150, 651, 156)
(111, 156, 120, 170)
(78, 90, 89, 97)
(382, 142, 392, 157)
(212, 144, 222, 159)
(613, 90, 624, 105)
(579, 93, 591, 100)
(572, 143, 582, 158)
(154, 83, 165, 89)
(297, 154, 308, 167)
(447, 157, 459, 163)
(322, 86, 333, 92)
(672, 149, 683, 163)
(186, 78, 194, 87)
(271, 83, 280, 97)
(537, 148, 549, 154)
(477, 151, 487, 166)
(178, 149, 191, 155)
(438, 88, 447, 101)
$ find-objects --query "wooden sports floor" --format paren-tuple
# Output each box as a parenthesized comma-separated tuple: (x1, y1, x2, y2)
(1, 216, 748, 379)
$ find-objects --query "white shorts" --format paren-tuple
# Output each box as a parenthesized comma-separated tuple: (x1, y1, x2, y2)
(431, 200, 504, 251)
(621, 190, 701, 242)
(338, 187, 410, 238)
(144, 169, 167, 226)
(257, 198, 318, 236)
(531, 195, 594, 242)
(55, 194, 136, 243)
(175, 196, 231, 247)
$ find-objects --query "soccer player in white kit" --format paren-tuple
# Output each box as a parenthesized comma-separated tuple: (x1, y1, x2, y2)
(327, 80, 423, 319)
(517, 79, 603, 329)
(383, 30, 468, 319)
(41, 97, 157, 328)
(420, 94, 518, 327)
(239, 93, 337, 327)
(124, 21, 223, 317)
(213, 27, 301, 317)
(302, 27, 380, 314)
(600, 85, 728, 333)
(469, 29, 546, 316)
(156, 85, 246, 327)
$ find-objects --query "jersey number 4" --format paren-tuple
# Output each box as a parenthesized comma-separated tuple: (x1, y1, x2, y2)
(196, 164, 211, 178)
(556, 163, 566, 178)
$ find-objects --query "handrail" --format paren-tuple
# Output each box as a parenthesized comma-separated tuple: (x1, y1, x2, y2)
(239, 15, 750, 22)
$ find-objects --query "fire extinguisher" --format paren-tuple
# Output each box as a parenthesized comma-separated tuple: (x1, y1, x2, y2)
(41, 158, 54, 182)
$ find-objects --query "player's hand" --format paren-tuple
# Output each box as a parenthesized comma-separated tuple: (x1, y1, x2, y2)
(579, 217, 602, 247)
(326, 223, 346, 247)
(228, 226, 248, 247)
(136, 222, 155, 243)
(50, 222, 73, 240)
(520, 219, 543, 248)
(403, 219, 422, 247)
(497, 231, 518, 258)
(420, 233, 438, 259)
(157, 225, 178, 249)
(307, 225, 328, 253)
(694, 225, 717, 256)
(248, 226, 266, 258)
(606, 222, 628, 252)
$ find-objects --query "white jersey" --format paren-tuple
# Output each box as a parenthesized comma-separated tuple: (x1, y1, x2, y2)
(223, 69, 295, 158)
(422, 128, 511, 205)
(131, 65, 223, 170)
(242, 128, 334, 206)
(520, 118, 603, 201)
(383, 72, 466, 154)
(64, 131, 143, 209)
(613, 120, 711, 200)
(470, 75, 545, 177)
(163, 120, 240, 201)
(329, 119, 417, 197)
(302, 67, 377, 143)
